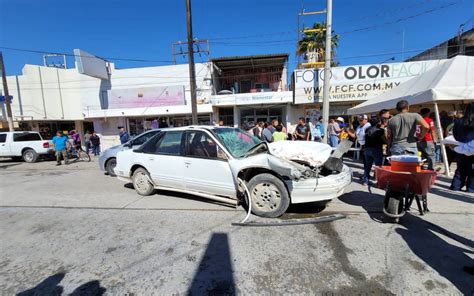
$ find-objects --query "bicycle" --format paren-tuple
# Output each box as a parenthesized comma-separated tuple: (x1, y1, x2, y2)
(66, 145, 91, 163)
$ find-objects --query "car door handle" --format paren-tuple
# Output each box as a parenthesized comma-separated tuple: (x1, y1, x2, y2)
(148, 157, 154, 161)
(184, 161, 191, 167)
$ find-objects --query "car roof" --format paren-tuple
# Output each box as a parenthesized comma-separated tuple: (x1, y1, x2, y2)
(159, 125, 235, 132)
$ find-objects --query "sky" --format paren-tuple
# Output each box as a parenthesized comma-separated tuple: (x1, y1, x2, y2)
(0, 0, 473, 75)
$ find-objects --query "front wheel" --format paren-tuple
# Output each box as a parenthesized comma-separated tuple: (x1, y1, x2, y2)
(22, 149, 38, 163)
(78, 150, 91, 162)
(247, 173, 290, 218)
(106, 158, 117, 176)
(132, 168, 155, 196)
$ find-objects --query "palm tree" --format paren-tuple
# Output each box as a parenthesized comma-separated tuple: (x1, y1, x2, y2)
(297, 22, 340, 66)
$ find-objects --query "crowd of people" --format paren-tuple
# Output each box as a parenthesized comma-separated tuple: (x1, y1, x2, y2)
(240, 100, 473, 192)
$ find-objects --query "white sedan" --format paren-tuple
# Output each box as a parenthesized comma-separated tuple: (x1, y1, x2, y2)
(115, 126, 352, 218)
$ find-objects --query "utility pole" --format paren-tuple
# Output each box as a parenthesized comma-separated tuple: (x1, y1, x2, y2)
(0, 52, 14, 132)
(321, 0, 332, 144)
(186, 0, 198, 125)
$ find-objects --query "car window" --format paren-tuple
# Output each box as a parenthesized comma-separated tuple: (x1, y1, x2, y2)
(186, 131, 218, 159)
(132, 131, 159, 146)
(0, 134, 6, 143)
(154, 131, 183, 155)
(13, 133, 42, 142)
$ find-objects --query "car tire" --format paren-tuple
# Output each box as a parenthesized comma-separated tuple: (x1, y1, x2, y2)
(247, 173, 290, 218)
(106, 158, 117, 176)
(22, 149, 38, 163)
(132, 168, 155, 196)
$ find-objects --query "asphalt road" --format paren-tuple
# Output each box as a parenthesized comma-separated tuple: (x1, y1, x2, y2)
(0, 157, 473, 295)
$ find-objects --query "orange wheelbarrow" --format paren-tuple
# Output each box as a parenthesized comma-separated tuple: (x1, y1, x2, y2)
(375, 166, 437, 222)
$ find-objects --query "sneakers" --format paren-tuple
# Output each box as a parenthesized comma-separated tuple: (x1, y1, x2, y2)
(56, 163, 61, 166)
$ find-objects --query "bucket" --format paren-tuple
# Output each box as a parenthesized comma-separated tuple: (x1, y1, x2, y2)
(390, 160, 421, 173)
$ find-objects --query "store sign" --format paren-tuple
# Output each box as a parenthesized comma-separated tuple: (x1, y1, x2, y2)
(294, 60, 445, 104)
(211, 91, 292, 106)
(108, 85, 185, 109)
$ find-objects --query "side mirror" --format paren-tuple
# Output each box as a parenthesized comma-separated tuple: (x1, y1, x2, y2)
(125, 141, 133, 148)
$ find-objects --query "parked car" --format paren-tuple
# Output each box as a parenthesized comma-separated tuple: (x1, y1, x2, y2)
(0, 131, 53, 162)
(114, 126, 352, 218)
(99, 129, 160, 176)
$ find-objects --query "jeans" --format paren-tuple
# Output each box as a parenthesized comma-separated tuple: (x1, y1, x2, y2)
(92, 145, 101, 156)
(390, 144, 418, 156)
(329, 135, 339, 148)
(434, 143, 442, 162)
(363, 147, 383, 181)
(450, 154, 473, 192)
(417, 141, 436, 170)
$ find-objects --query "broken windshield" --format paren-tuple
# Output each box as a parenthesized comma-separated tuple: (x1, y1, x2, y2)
(213, 128, 262, 158)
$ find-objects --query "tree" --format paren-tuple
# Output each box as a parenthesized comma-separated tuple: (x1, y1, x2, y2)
(297, 22, 340, 66)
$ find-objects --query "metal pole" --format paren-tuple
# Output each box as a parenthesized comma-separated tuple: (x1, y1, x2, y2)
(0, 52, 14, 132)
(433, 103, 450, 176)
(321, 0, 332, 144)
(186, 0, 198, 125)
(56, 68, 65, 119)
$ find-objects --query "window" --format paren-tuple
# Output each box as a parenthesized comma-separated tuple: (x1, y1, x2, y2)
(13, 133, 42, 142)
(154, 131, 183, 155)
(132, 131, 159, 146)
(0, 134, 6, 143)
(186, 131, 219, 159)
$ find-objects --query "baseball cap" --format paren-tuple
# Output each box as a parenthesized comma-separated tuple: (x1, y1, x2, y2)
(336, 117, 344, 122)
(357, 114, 368, 120)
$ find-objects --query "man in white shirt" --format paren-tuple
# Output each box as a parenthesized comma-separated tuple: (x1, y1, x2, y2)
(356, 114, 371, 146)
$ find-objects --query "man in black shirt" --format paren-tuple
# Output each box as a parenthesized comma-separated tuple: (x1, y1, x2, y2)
(294, 117, 310, 141)
(362, 118, 386, 184)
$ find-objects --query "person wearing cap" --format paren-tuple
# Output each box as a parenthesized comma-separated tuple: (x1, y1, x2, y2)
(118, 126, 130, 144)
(387, 100, 429, 155)
(328, 118, 342, 147)
(356, 115, 371, 162)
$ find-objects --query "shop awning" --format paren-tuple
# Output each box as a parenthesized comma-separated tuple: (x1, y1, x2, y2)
(84, 104, 213, 119)
(347, 55, 474, 115)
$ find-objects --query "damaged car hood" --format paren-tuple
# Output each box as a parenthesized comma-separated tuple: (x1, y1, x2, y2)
(228, 141, 332, 180)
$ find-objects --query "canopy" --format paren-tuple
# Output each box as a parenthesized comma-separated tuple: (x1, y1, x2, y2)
(348, 55, 474, 115)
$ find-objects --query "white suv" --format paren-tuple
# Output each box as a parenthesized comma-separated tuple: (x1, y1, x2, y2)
(0, 131, 53, 162)
(115, 126, 352, 218)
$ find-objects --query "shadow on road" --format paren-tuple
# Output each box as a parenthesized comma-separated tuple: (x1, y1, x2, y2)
(187, 233, 236, 295)
(123, 183, 236, 209)
(16, 272, 106, 296)
(17, 273, 65, 296)
(339, 190, 474, 294)
(429, 187, 473, 204)
(397, 215, 474, 295)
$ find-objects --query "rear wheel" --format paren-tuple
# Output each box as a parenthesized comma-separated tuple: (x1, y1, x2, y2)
(22, 149, 38, 163)
(106, 158, 117, 176)
(132, 168, 155, 196)
(247, 173, 290, 218)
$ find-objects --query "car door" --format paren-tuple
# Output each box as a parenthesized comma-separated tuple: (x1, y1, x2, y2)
(142, 131, 185, 190)
(183, 130, 236, 198)
(0, 133, 9, 156)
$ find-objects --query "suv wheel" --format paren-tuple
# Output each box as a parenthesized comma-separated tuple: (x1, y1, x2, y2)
(22, 149, 38, 163)
(132, 168, 155, 196)
(106, 158, 117, 176)
(247, 173, 290, 218)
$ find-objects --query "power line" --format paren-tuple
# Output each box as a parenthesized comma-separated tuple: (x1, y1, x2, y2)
(339, 0, 463, 35)
(0, 46, 175, 64)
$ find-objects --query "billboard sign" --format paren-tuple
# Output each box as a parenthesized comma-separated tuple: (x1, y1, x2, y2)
(74, 49, 109, 80)
(108, 85, 186, 109)
(294, 59, 446, 104)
